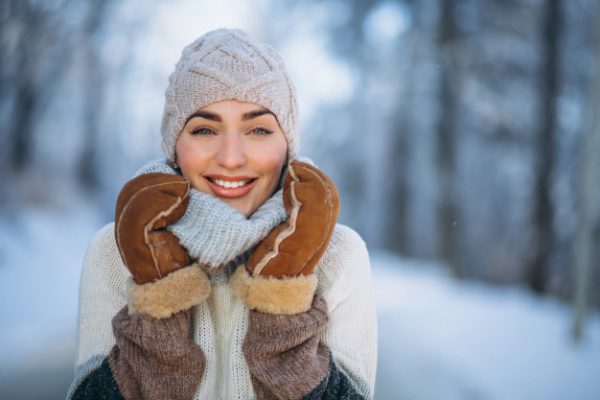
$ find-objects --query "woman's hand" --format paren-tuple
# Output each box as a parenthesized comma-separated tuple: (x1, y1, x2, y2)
(233, 162, 365, 399)
(231, 160, 339, 314)
(114, 172, 210, 319)
(248, 160, 339, 277)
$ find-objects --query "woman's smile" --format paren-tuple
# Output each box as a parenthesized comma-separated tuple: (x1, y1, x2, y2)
(204, 175, 258, 198)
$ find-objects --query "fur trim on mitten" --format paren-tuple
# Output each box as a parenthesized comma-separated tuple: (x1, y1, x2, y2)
(127, 264, 210, 319)
(229, 265, 318, 315)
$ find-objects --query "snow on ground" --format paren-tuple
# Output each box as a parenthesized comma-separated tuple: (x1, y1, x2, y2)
(372, 250, 600, 400)
(0, 200, 103, 399)
(0, 204, 599, 399)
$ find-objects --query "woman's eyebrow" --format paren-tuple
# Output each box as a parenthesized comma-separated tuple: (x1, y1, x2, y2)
(242, 109, 276, 120)
(185, 109, 275, 124)
(186, 111, 221, 124)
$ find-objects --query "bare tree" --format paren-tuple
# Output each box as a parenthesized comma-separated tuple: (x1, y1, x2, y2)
(0, 0, 118, 194)
(3, 0, 76, 173)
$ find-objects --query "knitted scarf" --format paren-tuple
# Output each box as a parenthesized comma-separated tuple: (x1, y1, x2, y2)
(135, 159, 287, 270)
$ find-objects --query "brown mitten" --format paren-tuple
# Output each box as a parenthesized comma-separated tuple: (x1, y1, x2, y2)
(115, 173, 210, 319)
(231, 160, 339, 314)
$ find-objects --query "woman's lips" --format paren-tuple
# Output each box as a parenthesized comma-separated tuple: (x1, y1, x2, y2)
(204, 176, 257, 198)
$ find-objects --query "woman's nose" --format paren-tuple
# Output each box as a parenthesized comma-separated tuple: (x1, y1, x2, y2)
(215, 133, 247, 169)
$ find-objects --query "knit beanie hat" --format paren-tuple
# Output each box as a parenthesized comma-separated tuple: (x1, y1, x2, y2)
(160, 28, 299, 162)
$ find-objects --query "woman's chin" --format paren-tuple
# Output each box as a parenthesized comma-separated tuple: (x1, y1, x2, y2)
(223, 198, 254, 218)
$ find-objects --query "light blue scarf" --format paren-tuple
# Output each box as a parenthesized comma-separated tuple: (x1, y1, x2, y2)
(135, 159, 287, 270)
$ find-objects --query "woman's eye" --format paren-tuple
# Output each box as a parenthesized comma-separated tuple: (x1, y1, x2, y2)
(190, 127, 215, 136)
(251, 127, 273, 136)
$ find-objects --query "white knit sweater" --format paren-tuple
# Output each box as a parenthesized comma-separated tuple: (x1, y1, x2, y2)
(69, 222, 378, 399)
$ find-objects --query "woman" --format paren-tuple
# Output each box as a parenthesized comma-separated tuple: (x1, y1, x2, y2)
(68, 28, 377, 400)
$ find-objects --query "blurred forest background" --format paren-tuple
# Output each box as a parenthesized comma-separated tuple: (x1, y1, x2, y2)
(1, 0, 600, 399)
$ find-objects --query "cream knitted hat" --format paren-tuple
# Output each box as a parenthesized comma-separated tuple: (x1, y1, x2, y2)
(160, 28, 299, 162)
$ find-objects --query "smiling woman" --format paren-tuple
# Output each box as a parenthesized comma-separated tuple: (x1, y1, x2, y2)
(68, 28, 377, 400)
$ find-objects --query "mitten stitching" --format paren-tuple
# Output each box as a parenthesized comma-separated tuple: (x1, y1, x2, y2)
(253, 165, 301, 276)
(293, 164, 336, 272)
(143, 192, 188, 278)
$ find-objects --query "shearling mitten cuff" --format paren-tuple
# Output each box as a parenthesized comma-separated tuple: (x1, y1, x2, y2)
(127, 264, 210, 319)
(229, 264, 318, 315)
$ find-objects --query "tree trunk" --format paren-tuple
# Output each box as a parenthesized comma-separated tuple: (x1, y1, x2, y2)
(571, 3, 600, 342)
(10, 2, 42, 172)
(77, 0, 113, 191)
(436, 0, 460, 276)
(527, 0, 561, 293)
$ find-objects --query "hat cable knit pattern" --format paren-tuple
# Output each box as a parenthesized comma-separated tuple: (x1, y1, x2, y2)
(160, 28, 299, 161)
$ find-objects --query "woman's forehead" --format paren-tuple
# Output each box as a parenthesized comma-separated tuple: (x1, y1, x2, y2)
(200, 100, 268, 113)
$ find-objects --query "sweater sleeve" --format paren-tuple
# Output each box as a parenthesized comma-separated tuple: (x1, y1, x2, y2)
(241, 224, 377, 399)
(243, 294, 365, 400)
(317, 225, 378, 398)
(67, 224, 206, 400)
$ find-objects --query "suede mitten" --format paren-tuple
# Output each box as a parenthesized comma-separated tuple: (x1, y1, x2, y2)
(231, 160, 339, 315)
(115, 172, 211, 318)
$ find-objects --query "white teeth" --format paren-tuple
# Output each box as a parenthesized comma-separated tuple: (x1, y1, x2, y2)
(212, 178, 252, 188)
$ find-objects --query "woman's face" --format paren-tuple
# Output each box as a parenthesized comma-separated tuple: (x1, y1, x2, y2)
(175, 100, 288, 217)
